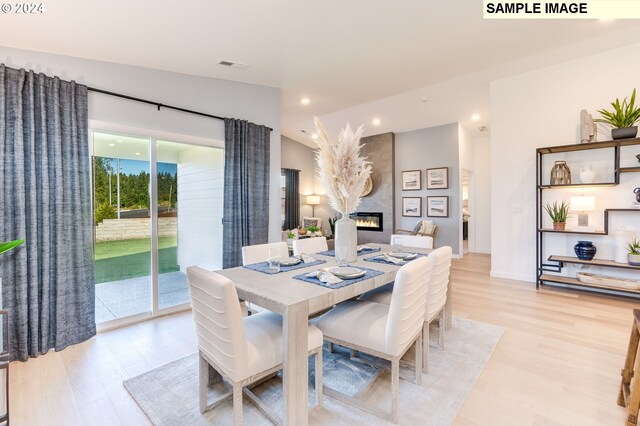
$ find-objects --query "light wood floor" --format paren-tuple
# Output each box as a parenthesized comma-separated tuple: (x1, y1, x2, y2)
(10, 253, 635, 425)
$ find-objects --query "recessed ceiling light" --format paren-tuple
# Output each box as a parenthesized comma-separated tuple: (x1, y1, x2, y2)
(300, 97, 310, 105)
(471, 114, 481, 121)
(135, 152, 141, 156)
(116, 139, 123, 143)
(372, 118, 381, 126)
(311, 133, 318, 140)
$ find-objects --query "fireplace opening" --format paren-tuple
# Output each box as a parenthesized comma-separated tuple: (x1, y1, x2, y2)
(350, 212, 383, 232)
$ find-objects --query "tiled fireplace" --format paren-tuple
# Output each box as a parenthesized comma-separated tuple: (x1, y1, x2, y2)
(350, 212, 383, 232)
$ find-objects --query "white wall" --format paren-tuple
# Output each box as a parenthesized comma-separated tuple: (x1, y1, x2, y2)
(491, 42, 640, 282)
(0, 46, 282, 242)
(473, 137, 491, 253)
(395, 123, 461, 254)
(458, 125, 474, 252)
(177, 146, 224, 271)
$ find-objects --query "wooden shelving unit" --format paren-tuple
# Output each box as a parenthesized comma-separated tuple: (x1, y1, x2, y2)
(536, 137, 640, 297)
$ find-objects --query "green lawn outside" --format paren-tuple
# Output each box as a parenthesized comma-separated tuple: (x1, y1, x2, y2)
(94, 237, 179, 284)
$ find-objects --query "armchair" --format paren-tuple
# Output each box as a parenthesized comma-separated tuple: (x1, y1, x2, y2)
(395, 220, 438, 245)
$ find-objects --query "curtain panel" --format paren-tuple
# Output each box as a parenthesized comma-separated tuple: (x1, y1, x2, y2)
(0, 65, 95, 361)
(222, 118, 271, 268)
(282, 168, 300, 231)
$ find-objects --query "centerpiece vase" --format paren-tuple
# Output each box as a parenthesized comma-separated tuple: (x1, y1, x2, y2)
(334, 213, 358, 263)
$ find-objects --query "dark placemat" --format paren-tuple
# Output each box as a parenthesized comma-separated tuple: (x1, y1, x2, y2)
(317, 247, 381, 257)
(243, 259, 326, 275)
(364, 252, 428, 266)
(293, 266, 384, 289)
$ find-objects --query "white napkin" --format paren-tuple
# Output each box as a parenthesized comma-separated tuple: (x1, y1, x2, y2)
(306, 270, 343, 284)
(300, 253, 316, 264)
(357, 245, 372, 251)
(376, 253, 404, 265)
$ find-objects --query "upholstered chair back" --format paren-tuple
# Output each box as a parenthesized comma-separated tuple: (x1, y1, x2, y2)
(389, 234, 434, 249)
(242, 241, 289, 265)
(292, 237, 328, 256)
(187, 266, 248, 382)
(385, 257, 431, 356)
(425, 246, 452, 322)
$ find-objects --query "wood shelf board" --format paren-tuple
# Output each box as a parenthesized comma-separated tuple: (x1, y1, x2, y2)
(537, 140, 619, 154)
(538, 183, 616, 189)
(538, 228, 607, 235)
(619, 167, 640, 173)
(605, 208, 640, 212)
(619, 138, 640, 147)
(548, 255, 640, 270)
(539, 274, 640, 294)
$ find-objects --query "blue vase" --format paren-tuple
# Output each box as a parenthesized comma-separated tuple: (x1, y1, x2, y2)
(574, 241, 596, 261)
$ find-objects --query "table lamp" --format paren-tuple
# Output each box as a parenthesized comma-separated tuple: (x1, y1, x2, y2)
(306, 195, 320, 216)
(570, 195, 596, 231)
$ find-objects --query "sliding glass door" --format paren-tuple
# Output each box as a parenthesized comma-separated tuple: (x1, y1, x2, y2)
(92, 131, 223, 325)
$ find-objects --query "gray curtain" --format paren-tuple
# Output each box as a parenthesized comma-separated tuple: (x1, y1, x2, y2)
(282, 168, 300, 230)
(222, 118, 271, 268)
(0, 65, 95, 361)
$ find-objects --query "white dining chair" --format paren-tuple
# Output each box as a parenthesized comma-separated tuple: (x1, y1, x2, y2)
(390, 233, 434, 249)
(292, 237, 328, 256)
(242, 241, 289, 265)
(360, 246, 452, 372)
(187, 266, 323, 426)
(314, 257, 431, 423)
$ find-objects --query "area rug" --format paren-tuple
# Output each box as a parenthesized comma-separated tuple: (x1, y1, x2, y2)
(124, 317, 504, 425)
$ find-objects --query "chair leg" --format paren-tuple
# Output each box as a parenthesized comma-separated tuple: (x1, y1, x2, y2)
(315, 348, 323, 409)
(415, 333, 423, 385)
(391, 358, 400, 423)
(438, 310, 445, 350)
(423, 322, 430, 373)
(233, 384, 243, 426)
(199, 352, 210, 414)
(328, 342, 334, 353)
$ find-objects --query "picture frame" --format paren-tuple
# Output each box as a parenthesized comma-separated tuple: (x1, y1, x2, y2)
(426, 167, 449, 189)
(401, 170, 422, 191)
(427, 196, 449, 217)
(402, 197, 422, 217)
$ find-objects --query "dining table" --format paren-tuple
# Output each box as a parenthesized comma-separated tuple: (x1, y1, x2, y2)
(216, 242, 449, 425)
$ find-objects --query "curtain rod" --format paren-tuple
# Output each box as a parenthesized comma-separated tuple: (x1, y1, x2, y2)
(87, 86, 274, 131)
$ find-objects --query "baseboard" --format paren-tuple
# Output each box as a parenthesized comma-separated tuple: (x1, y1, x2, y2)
(452, 253, 463, 259)
(471, 249, 491, 254)
(489, 270, 535, 284)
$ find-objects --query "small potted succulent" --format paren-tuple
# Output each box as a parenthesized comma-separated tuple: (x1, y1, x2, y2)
(306, 225, 320, 237)
(544, 200, 570, 231)
(627, 238, 640, 266)
(286, 231, 296, 245)
(595, 89, 640, 140)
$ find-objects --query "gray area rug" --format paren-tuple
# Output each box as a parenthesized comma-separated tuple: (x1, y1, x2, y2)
(124, 317, 504, 425)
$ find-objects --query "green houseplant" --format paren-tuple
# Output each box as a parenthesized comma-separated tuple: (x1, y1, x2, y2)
(595, 88, 640, 140)
(306, 225, 320, 237)
(627, 238, 640, 266)
(0, 239, 24, 255)
(544, 200, 570, 231)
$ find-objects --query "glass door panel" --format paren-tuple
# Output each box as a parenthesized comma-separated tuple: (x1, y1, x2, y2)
(93, 133, 151, 323)
(156, 140, 224, 310)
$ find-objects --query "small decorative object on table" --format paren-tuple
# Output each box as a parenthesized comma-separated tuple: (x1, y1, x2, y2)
(627, 238, 640, 266)
(635, 187, 640, 203)
(550, 161, 571, 185)
(314, 117, 372, 263)
(544, 200, 570, 231)
(595, 88, 640, 140)
(574, 241, 597, 261)
(579, 166, 596, 184)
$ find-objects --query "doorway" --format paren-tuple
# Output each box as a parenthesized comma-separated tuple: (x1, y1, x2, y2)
(91, 130, 224, 327)
(462, 169, 475, 255)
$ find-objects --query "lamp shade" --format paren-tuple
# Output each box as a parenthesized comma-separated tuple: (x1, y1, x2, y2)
(570, 195, 595, 212)
(306, 195, 320, 205)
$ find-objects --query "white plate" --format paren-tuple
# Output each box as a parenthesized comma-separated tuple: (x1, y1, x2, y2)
(280, 257, 301, 266)
(327, 266, 366, 279)
(388, 251, 417, 260)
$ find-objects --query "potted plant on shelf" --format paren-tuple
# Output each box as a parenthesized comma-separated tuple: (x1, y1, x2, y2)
(627, 238, 640, 266)
(595, 88, 640, 140)
(544, 200, 570, 231)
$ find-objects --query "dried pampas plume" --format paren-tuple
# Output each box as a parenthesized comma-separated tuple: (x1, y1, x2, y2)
(313, 117, 372, 215)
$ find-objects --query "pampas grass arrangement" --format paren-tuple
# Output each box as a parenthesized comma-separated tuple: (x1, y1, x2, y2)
(313, 117, 372, 215)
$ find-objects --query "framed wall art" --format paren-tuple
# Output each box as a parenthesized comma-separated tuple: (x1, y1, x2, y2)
(401, 170, 422, 191)
(427, 196, 449, 217)
(426, 167, 448, 189)
(402, 197, 422, 217)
